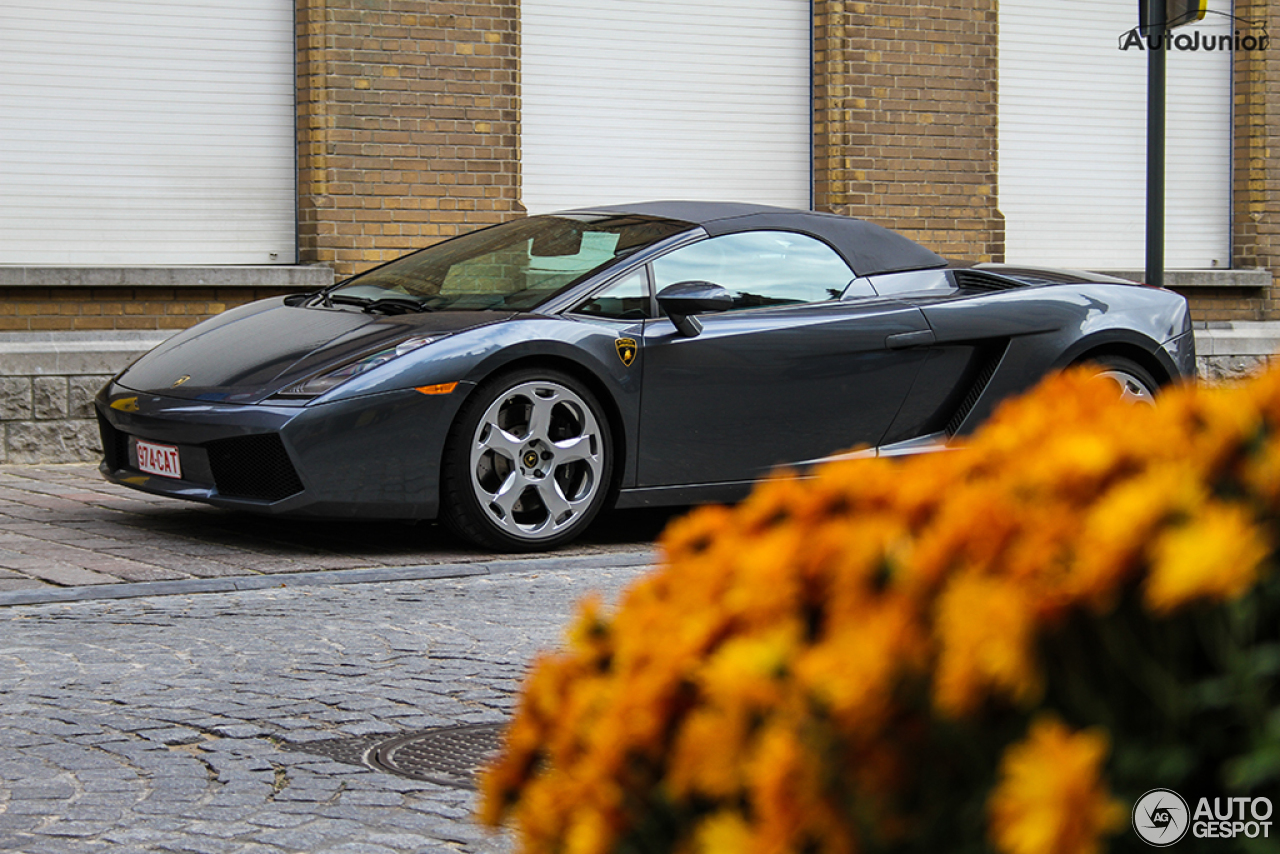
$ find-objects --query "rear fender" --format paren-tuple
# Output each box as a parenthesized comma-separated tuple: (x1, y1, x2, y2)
(1052, 329, 1188, 385)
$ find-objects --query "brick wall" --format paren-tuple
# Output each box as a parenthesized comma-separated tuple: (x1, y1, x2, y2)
(1206, 0, 1280, 322)
(1187, 289, 1270, 325)
(297, 0, 522, 278)
(814, 0, 1003, 264)
(2, 1, 1272, 330)
(0, 288, 292, 333)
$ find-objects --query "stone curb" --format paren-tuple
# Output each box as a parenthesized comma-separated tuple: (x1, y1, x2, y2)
(1195, 323, 1280, 357)
(0, 265, 334, 288)
(0, 549, 657, 607)
(1099, 268, 1272, 289)
(0, 332, 174, 377)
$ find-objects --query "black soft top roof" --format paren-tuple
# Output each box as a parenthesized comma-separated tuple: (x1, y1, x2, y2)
(568, 200, 947, 277)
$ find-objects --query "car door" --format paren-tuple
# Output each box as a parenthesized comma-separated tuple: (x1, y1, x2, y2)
(636, 231, 936, 487)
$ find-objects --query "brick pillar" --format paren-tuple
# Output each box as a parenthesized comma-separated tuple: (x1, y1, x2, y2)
(1231, 0, 1280, 319)
(814, 0, 1003, 263)
(296, 0, 521, 277)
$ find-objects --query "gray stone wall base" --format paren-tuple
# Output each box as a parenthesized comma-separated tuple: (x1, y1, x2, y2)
(6, 421, 103, 465)
(1194, 321, 1280, 384)
(0, 331, 172, 464)
(3, 325, 1279, 464)
(1196, 354, 1274, 383)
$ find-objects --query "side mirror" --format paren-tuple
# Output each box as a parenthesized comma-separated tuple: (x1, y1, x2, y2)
(657, 281, 733, 337)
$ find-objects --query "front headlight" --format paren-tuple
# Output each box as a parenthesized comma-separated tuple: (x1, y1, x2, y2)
(275, 336, 436, 399)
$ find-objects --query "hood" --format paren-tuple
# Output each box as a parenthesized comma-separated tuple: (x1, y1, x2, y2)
(116, 298, 513, 403)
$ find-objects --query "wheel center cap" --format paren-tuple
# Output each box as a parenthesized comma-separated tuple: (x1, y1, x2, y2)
(522, 451, 539, 469)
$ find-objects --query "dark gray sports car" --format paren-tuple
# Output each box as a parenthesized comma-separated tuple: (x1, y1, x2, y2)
(96, 202, 1194, 550)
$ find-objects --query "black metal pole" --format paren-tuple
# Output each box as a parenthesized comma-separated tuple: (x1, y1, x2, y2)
(1145, 0, 1166, 287)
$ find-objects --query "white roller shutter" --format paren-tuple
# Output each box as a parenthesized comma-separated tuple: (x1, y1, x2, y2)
(521, 0, 812, 214)
(999, 0, 1232, 269)
(0, 1, 296, 265)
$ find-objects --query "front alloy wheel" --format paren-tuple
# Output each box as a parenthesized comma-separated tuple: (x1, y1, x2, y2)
(443, 370, 612, 550)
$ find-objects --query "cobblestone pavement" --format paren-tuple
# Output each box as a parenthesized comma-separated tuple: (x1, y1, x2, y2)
(0, 563, 651, 853)
(0, 464, 674, 602)
(0, 462, 676, 851)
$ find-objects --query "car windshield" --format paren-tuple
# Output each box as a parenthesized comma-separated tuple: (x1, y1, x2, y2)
(327, 213, 693, 312)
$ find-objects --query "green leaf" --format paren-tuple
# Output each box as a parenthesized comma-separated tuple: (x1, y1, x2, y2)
(1223, 745, 1280, 789)
(1112, 743, 1196, 786)
(1242, 643, 1280, 679)
(1190, 676, 1235, 711)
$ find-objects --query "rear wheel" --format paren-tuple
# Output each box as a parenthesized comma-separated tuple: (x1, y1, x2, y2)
(1080, 354, 1160, 405)
(441, 368, 613, 551)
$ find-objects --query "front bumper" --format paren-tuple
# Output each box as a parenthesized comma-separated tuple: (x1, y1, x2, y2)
(96, 381, 471, 520)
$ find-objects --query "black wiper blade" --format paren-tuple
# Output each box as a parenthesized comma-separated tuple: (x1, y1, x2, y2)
(321, 293, 434, 314)
(362, 297, 435, 315)
(284, 291, 321, 307)
(327, 293, 373, 308)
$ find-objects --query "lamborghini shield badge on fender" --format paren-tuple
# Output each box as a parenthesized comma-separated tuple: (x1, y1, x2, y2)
(615, 338, 637, 367)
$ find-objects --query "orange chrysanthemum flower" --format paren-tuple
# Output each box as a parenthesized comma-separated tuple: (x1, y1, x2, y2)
(933, 571, 1042, 716)
(988, 717, 1126, 854)
(1145, 502, 1270, 613)
(483, 364, 1280, 854)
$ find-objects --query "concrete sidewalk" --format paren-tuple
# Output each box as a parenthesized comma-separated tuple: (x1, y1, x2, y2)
(0, 464, 665, 607)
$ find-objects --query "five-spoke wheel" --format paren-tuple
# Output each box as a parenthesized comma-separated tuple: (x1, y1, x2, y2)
(442, 369, 612, 550)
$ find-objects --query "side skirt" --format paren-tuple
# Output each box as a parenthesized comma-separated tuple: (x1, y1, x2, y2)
(615, 434, 956, 510)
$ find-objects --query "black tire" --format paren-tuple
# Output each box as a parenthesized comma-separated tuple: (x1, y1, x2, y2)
(440, 368, 614, 551)
(1078, 354, 1160, 405)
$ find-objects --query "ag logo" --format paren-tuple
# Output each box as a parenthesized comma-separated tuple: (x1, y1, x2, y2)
(615, 338, 637, 367)
(1133, 788, 1190, 846)
(171, 374, 191, 388)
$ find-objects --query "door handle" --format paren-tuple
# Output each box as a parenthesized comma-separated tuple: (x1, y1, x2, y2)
(886, 329, 936, 349)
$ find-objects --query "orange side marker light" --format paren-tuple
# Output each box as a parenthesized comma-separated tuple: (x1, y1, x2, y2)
(415, 382, 459, 395)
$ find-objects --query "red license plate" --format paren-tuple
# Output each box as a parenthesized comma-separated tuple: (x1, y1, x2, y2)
(136, 439, 182, 479)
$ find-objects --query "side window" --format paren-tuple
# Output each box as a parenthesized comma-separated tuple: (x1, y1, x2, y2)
(868, 269, 953, 296)
(651, 231, 855, 311)
(572, 270, 651, 320)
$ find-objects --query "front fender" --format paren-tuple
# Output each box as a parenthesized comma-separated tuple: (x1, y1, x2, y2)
(454, 319, 645, 491)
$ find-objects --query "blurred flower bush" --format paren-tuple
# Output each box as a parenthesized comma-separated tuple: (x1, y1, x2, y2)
(480, 366, 1280, 854)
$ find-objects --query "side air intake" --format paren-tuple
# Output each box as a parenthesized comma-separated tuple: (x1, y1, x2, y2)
(945, 349, 1004, 437)
(951, 269, 1028, 292)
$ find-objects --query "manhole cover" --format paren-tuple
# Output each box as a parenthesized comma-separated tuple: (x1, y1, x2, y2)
(367, 723, 506, 789)
(281, 722, 507, 788)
